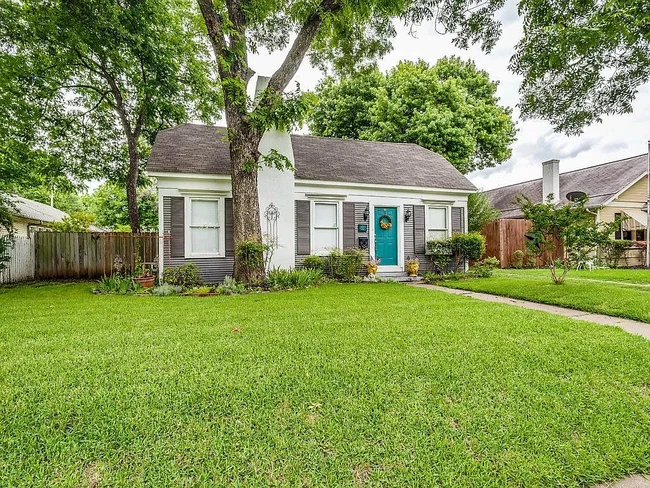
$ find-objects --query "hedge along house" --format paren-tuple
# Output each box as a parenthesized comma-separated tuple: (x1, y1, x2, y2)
(486, 154, 649, 266)
(148, 82, 476, 283)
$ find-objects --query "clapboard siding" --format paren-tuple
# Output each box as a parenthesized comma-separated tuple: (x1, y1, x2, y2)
(163, 196, 234, 283)
(451, 207, 465, 233)
(295, 200, 310, 255)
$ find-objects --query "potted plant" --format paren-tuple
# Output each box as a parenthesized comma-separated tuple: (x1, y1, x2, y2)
(406, 256, 420, 277)
(133, 257, 156, 288)
(365, 256, 380, 275)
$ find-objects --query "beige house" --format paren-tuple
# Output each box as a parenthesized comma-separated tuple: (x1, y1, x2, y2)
(486, 154, 649, 266)
(3, 195, 68, 237)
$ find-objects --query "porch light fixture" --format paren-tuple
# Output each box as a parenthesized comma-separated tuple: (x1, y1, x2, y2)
(363, 205, 369, 221)
(404, 208, 412, 222)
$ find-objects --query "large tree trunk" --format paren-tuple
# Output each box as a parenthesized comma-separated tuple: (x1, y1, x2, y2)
(227, 117, 264, 282)
(126, 136, 141, 233)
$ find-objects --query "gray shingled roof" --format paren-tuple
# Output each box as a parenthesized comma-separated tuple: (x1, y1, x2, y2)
(486, 154, 649, 218)
(147, 124, 476, 191)
(8, 195, 68, 223)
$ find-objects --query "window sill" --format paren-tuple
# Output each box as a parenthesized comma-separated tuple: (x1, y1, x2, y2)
(185, 254, 225, 259)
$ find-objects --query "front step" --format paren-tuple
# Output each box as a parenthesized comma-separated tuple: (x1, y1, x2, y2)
(374, 271, 423, 283)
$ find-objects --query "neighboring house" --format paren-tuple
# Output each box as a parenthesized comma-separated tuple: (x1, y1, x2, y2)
(3, 195, 68, 237)
(148, 117, 476, 283)
(486, 155, 649, 266)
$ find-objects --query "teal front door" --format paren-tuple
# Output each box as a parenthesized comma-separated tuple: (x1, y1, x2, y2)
(374, 207, 398, 266)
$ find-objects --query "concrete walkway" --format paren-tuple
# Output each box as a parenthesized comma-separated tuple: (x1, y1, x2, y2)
(413, 284, 650, 488)
(412, 284, 650, 340)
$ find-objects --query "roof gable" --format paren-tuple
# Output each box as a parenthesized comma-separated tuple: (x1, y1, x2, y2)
(147, 124, 477, 192)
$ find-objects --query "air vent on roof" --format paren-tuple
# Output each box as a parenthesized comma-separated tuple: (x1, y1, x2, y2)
(566, 191, 587, 202)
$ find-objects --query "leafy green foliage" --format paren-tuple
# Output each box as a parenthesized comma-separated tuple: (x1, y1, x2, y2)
(214, 276, 248, 296)
(93, 275, 141, 295)
(83, 182, 158, 232)
(302, 255, 325, 271)
(162, 264, 204, 290)
(50, 213, 94, 232)
(513, 249, 525, 269)
(324, 248, 365, 282)
(0, 0, 222, 231)
(517, 196, 621, 284)
(309, 58, 516, 174)
(451, 232, 486, 270)
(236, 240, 270, 283)
(265, 267, 324, 290)
(427, 239, 454, 274)
(512, 0, 650, 134)
(151, 284, 183, 297)
(600, 239, 635, 268)
(468, 192, 500, 232)
(470, 256, 500, 278)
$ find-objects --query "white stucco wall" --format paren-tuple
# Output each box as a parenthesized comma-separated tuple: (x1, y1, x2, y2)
(258, 129, 296, 269)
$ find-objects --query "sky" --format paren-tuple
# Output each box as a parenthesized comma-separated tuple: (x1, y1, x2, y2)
(245, 3, 650, 192)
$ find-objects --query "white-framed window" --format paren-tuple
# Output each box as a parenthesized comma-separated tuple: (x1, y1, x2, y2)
(311, 201, 340, 255)
(427, 206, 449, 240)
(185, 197, 224, 258)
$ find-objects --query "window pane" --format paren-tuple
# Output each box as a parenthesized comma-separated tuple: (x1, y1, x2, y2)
(314, 203, 338, 227)
(191, 227, 219, 254)
(313, 228, 338, 252)
(191, 200, 219, 226)
(427, 230, 448, 241)
(428, 207, 447, 229)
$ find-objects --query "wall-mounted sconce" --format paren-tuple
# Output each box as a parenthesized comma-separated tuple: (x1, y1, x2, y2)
(363, 205, 369, 221)
(404, 207, 412, 222)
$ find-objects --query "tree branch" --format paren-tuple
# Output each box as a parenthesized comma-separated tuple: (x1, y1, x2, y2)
(267, 0, 341, 93)
(197, 0, 228, 71)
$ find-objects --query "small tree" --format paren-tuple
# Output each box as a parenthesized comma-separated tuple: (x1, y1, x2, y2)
(468, 192, 500, 232)
(517, 195, 619, 284)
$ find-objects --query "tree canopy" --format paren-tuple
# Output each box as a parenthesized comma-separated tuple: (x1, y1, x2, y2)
(309, 58, 517, 174)
(512, 0, 650, 134)
(0, 0, 222, 231)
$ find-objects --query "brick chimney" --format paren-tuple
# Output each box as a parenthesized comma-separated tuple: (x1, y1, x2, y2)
(542, 159, 560, 204)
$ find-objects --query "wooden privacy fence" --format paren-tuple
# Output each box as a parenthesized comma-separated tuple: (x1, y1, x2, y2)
(0, 237, 36, 284)
(482, 219, 564, 268)
(35, 232, 159, 280)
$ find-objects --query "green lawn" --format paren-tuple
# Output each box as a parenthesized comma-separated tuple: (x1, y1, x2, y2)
(440, 269, 650, 323)
(1, 283, 650, 487)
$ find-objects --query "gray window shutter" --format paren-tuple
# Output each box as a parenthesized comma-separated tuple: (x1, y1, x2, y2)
(451, 207, 465, 234)
(343, 202, 355, 249)
(414, 205, 426, 254)
(170, 197, 185, 258)
(225, 198, 234, 256)
(295, 200, 310, 255)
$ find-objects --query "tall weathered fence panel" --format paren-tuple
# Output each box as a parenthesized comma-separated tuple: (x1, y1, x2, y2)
(0, 237, 36, 284)
(35, 232, 159, 280)
(481, 219, 563, 268)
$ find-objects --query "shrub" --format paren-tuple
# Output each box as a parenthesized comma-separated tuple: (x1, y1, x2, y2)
(470, 257, 500, 278)
(151, 284, 183, 296)
(266, 267, 324, 290)
(426, 239, 453, 274)
(215, 276, 247, 295)
(324, 248, 365, 282)
(600, 239, 633, 268)
(163, 263, 203, 290)
(450, 232, 486, 271)
(512, 249, 525, 269)
(302, 254, 325, 271)
(94, 275, 141, 295)
(189, 285, 213, 295)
